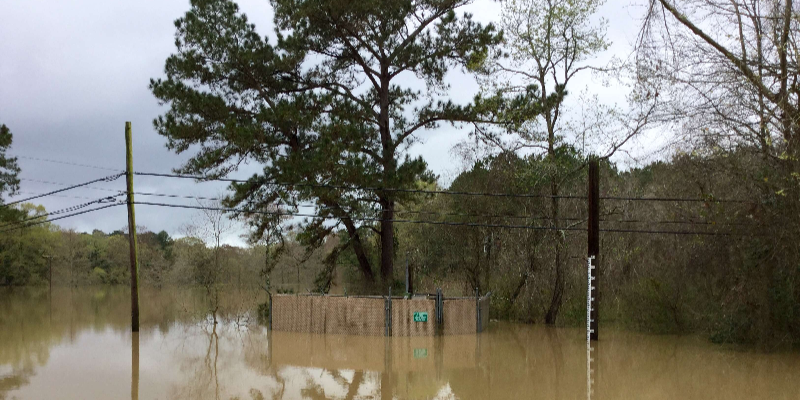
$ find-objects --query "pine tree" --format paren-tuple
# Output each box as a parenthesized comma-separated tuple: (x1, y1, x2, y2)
(151, 0, 543, 287)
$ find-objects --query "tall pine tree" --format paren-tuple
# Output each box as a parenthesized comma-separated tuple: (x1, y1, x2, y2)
(151, 0, 544, 288)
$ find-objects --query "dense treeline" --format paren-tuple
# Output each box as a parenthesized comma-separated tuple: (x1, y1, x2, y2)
(328, 147, 800, 348)
(0, 213, 330, 293)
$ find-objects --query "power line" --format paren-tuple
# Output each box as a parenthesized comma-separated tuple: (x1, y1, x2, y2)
(0, 195, 122, 230)
(135, 171, 753, 203)
(11, 190, 101, 201)
(9, 154, 750, 203)
(15, 175, 755, 229)
(131, 191, 222, 202)
(7, 173, 124, 207)
(0, 203, 124, 233)
(602, 218, 760, 226)
(132, 189, 752, 226)
(601, 195, 751, 204)
(599, 227, 759, 236)
(133, 200, 587, 231)
(14, 155, 122, 172)
(133, 190, 575, 220)
(131, 187, 757, 228)
(20, 178, 123, 194)
(133, 171, 587, 200)
(136, 201, 759, 236)
(127, 190, 759, 226)
(396, 209, 582, 221)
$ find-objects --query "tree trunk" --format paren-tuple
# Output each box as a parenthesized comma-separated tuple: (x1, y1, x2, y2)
(545, 178, 565, 324)
(378, 66, 394, 286)
(380, 200, 395, 284)
(342, 218, 375, 283)
(544, 101, 564, 324)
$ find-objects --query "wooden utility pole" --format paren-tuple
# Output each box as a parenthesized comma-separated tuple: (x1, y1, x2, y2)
(587, 158, 600, 341)
(125, 122, 140, 332)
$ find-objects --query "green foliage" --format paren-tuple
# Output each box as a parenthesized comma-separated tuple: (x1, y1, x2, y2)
(0, 124, 22, 223)
(0, 124, 20, 201)
(0, 205, 59, 286)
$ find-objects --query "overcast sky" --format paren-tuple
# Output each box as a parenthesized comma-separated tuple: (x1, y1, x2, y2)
(0, 0, 646, 245)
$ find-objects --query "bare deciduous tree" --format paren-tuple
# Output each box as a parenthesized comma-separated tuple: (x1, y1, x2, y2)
(637, 0, 799, 157)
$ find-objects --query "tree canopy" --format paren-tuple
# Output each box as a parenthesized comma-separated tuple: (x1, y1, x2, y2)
(0, 124, 21, 223)
(151, 0, 545, 288)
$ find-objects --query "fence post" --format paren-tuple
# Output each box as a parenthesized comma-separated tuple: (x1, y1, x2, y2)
(388, 286, 392, 337)
(385, 286, 393, 337)
(268, 292, 273, 330)
(475, 287, 480, 333)
(587, 157, 600, 341)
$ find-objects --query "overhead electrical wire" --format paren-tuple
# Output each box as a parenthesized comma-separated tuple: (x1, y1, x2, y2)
(19, 173, 752, 229)
(6, 173, 124, 207)
(133, 200, 588, 232)
(20, 178, 123, 194)
(132, 200, 760, 236)
(8, 155, 755, 236)
(0, 195, 123, 230)
(134, 171, 751, 203)
(12, 190, 100, 201)
(601, 218, 760, 226)
(600, 195, 751, 204)
(598, 227, 758, 236)
(0, 203, 124, 233)
(128, 190, 754, 226)
(14, 155, 122, 172)
(15, 155, 750, 203)
(133, 171, 587, 200)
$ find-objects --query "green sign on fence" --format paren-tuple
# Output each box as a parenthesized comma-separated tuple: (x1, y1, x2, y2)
(413, 311, 428, 322)
(413, 348, 428, 358)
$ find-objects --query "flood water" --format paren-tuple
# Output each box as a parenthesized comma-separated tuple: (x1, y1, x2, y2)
(1, 287, 799, 400)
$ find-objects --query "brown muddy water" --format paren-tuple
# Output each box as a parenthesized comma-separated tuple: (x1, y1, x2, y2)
(1, 287, 799, 400)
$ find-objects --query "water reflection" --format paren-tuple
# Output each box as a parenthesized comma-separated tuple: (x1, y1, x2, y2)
(1, 287, 799, 400)
(132, 332, 139, 400)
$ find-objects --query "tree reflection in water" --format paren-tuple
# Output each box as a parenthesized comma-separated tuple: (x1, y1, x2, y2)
(131, 332, 139, 400)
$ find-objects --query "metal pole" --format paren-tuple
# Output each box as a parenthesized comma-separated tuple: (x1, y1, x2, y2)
(125, 122, 140, 332)
(268, 292, 273, 330)
(587, 158, 600, 341)
(475, 287, 480, 333)
(384, 286, 393, 337)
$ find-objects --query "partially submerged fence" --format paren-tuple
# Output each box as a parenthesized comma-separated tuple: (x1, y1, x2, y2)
(270, 290, 490, 336)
